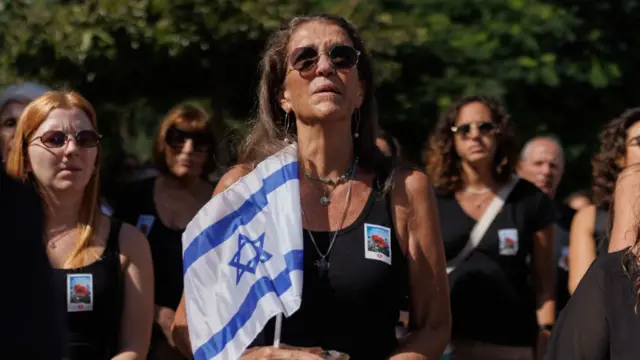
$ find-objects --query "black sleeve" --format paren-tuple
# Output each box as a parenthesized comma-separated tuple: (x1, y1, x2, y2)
(0, 171, 67, 359)
(545, 258, 609, 360)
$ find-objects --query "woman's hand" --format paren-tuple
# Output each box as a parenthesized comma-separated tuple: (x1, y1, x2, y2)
(240, 346, 325, 360)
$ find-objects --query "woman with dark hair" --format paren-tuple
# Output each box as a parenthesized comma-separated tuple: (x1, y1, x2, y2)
(545, 162, 640, 359)
(112, 103, 219, 360)
(567, 108, 640, 294)
(425, 96, 556, 360)
(171, 14, 450, 360)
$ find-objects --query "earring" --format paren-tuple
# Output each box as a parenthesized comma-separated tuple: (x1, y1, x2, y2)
(353, 108, 361, 139)
(284, 112, 292, 143)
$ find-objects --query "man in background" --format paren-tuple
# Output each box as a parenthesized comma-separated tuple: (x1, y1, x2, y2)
(0, 158, 66, 358)
(518, 136, 573, 318)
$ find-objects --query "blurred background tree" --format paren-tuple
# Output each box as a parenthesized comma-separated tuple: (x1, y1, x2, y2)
(1, 0, 639, 197)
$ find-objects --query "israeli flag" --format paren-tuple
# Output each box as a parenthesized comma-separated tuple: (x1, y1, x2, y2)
(182, 144, 303, 360)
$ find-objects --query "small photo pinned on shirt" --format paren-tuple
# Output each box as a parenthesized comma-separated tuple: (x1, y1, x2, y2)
(498, 228, 519, 256)
(364, 223, 392, 265)
(136, 215, 155, 237)
(67, 274, 93, 312)
(558, 246, 570, 271)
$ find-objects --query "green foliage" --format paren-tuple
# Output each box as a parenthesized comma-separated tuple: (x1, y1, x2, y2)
(1, 0, 640, 196)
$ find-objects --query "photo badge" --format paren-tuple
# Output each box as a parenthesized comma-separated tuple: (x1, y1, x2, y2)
(498, 228, 519, 256)
(136, 215, 155, 237)
(67, 273, 93, 312)
(364, 223, 392, 265)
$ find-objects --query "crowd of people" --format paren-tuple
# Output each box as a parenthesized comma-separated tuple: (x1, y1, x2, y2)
(2, 13, 640, 360)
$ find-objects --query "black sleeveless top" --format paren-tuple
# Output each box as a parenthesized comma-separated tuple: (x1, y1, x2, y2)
(112, 177, 183, 310)
(53, 219, 124, 360)
(253, 178, 409, 360)
(594, 205, 610, 255)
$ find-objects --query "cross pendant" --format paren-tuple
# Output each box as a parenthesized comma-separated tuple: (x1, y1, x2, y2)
(314, 258, 330, 278)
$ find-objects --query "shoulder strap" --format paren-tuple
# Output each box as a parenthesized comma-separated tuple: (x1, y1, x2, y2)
(106, 217, 123, 255)
(446, 174, 520, 274)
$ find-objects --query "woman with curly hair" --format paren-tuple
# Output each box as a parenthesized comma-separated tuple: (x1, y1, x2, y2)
(546, 161, 640, 359)
(567, 108, 640, 294)
(425, 95, 556, 360)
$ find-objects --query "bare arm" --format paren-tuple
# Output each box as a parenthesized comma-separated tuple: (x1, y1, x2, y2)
(568, 205, 597, 294)
(389, 170, 451, 360)
(112, 223, 154, 360)
(532, 225, 555, 360)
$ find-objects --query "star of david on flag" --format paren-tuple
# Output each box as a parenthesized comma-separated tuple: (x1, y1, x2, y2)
(181, 144, 303, 360)
(228, 233, 272, 284)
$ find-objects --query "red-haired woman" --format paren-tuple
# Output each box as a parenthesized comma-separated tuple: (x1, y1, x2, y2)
(7, 90, 154, 359)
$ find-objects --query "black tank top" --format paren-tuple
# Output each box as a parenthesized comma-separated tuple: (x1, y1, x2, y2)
(255, 177, 408, 360)
(112, 177, 184, 310)
(53, 219, 124, 360)
(594, 205, 610, 255)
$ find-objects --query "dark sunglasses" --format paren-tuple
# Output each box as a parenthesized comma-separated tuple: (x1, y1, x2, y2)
(288, 44, 361, 75)
(30, 130, 102, 148)
(165, 127, 213, 152)
(451, 121, 497, 137)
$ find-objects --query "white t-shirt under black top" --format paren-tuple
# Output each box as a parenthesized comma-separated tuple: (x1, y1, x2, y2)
(435, 178, 556, 347)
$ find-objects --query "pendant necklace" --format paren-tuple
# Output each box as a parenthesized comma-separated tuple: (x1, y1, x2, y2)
(305, 157, 358, 206)
(301, 165, 355, 278)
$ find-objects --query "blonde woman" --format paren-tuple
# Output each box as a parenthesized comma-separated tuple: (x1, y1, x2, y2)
(7, 91, 154, 359)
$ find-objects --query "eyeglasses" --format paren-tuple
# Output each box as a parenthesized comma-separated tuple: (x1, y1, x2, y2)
(165, 127, 212, 152)
(451, 121, 497, 137)
(288, 44, 361, 76)
(30, 130, 102, 148)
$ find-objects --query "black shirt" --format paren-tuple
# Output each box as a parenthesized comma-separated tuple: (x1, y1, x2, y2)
(0, 167, 66, 359)
(112, 177, 184, 310)
(254, 178, 408, 360)
(53, 219, 124, 359)
(436, 179, 556, 347)
(553, 202, 575, 317)
(546, 248, 640, 360)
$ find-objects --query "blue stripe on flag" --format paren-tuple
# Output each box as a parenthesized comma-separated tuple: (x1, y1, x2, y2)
(183, 161, 298, 273)
(193, 249, 304, 360)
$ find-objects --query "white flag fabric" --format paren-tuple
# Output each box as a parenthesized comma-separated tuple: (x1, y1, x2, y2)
(181, 144, 303, 360)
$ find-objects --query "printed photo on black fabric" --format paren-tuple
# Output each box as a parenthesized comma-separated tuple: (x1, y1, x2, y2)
(364, 223, 392, 265)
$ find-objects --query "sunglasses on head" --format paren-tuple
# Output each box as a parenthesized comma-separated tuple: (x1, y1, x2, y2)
(30, 130, 102, 148)
(451, 121, 497, 137)
(288, 44, 361, 75)
(165, 126, 212, 152)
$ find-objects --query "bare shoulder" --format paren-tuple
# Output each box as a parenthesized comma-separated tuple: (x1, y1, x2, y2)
(117, 221, 152, 264)
(391, 167, 433, 203)
(214, 164, 254, 196)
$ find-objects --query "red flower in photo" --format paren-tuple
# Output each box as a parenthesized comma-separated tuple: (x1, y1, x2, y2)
(371, 234, 387, 248)
(74, 284, 88, 296)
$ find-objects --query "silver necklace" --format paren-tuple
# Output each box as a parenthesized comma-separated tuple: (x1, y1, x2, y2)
(301, 166, 355, 278)
(305, 158, 358, 206)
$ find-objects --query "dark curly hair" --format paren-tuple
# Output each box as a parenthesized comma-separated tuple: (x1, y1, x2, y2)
(425, 95, 518, 195)
(592, 108, 640, 207)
